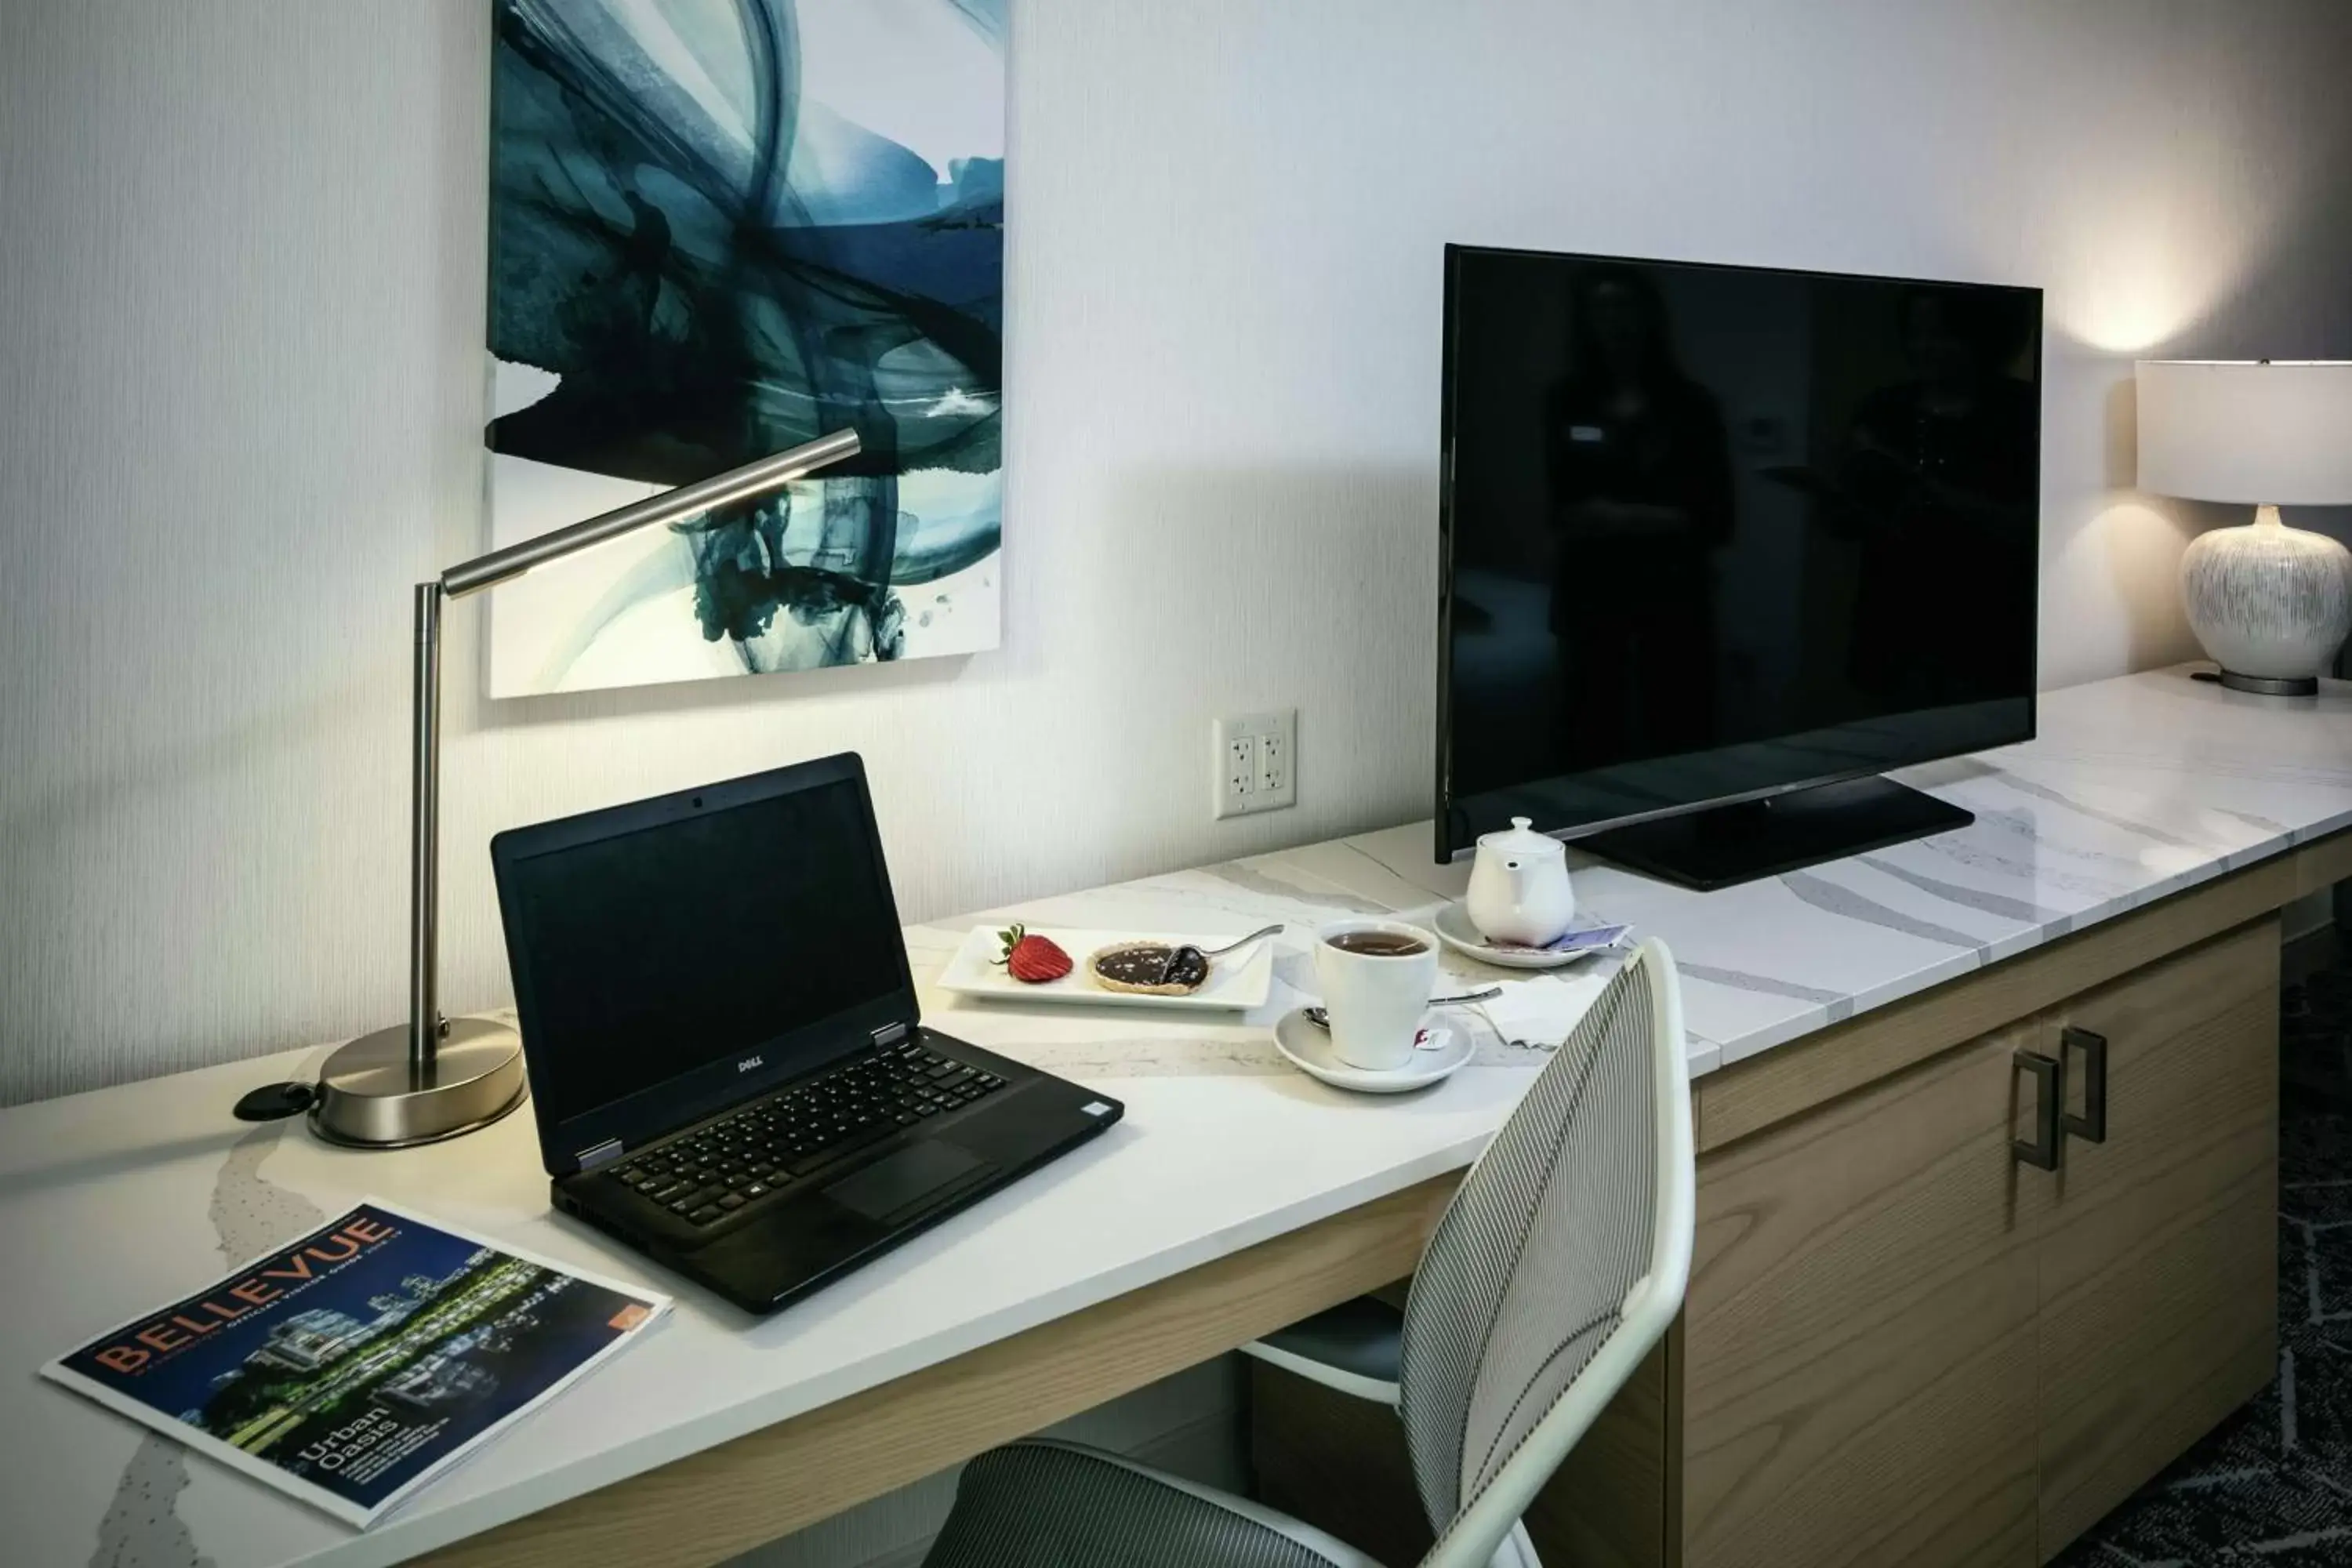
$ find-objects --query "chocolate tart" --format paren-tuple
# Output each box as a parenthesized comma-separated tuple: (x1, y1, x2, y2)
(1088, 941, 1210, 996)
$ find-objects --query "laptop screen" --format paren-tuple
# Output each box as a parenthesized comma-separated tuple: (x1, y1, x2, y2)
(495, 767, 911, 1133)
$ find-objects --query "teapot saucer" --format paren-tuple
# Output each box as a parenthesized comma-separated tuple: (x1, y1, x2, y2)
(1432, 900, 1610, 971)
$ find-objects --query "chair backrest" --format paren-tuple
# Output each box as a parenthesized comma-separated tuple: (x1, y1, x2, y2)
(1397, 938, 1696, 1568)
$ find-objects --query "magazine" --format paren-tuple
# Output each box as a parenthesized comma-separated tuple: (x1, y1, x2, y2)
(42, 1198, 669, 1528)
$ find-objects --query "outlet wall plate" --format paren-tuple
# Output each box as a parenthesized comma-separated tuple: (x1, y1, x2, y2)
(1215, 710, 1296, 818)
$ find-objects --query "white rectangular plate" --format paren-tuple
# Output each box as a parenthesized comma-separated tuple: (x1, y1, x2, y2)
(936, 927, 1276, 1011)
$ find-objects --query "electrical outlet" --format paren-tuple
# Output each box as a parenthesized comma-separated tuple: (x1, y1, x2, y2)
(1215, 710, 1297, 818)
(1227, 733, 1258, 803)
(1258, 718, 1290, 800)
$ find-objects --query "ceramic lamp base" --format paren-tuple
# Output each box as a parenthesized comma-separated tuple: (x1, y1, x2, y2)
(2181, 506, 2351, 687)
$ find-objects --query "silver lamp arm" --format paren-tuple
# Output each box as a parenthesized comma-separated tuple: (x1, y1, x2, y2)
(441, 428, 862, 599)
(312, 429, 865, 1149)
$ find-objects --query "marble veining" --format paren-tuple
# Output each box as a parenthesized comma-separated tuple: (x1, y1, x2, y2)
(1850, 853, 2063, 926)
(89, 1438, 207, 1568)
(1918, 818, 2126, 900)
(1187, 861, 1392, 917)
(90, 1053, 330, 1568)
(1676, 963, 1848, 1005)
(1980, 764, 2209, 850)
(1777, 869, 1988, 952)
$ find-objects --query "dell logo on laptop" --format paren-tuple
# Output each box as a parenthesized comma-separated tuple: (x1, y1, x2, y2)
(737, 1054, 764, 1073)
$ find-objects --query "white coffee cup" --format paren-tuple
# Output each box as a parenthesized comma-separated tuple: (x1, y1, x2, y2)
(1312, 919, 1440, 1070)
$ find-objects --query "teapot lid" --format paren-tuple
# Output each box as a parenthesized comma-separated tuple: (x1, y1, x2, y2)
(1477, 815, 1563, 857)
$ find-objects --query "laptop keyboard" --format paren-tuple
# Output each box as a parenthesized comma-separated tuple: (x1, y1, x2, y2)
(607, 1039, 1007, 1229)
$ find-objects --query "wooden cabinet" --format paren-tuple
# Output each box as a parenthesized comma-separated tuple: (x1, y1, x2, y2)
(2034, 920, 2278, 1556)
(1682, 1029, 2045, 1568)
(1682, 918, 2278, 1568)
(1247, 914, 2281, 1568)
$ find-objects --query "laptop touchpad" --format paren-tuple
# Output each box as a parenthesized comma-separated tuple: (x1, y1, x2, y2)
(825, 1142, 993, 1225)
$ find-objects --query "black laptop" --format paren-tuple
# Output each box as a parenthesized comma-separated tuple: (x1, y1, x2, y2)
(488, 753, 1124, 1315)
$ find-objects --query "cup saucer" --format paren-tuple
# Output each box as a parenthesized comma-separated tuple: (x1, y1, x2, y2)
(1272, 1009, 1472, 1094)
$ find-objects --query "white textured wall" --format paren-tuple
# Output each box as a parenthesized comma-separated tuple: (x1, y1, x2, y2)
(5, 0, 2351, 1104)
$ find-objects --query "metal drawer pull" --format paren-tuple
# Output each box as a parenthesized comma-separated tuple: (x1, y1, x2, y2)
(2012, 1049, 2063, 1171)
(2060, 1026, 2108, 1145)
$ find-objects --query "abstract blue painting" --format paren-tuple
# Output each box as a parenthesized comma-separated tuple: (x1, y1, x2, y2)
(484, 0, 1004, 694)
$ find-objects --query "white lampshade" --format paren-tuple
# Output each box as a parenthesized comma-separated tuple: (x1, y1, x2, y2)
(2136, 360, 2352, 504)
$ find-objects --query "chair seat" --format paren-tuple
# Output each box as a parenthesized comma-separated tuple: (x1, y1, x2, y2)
(1243, 1293, 1404, 1405)
(927, 946, 1690, 1568)
(924, 1439, 1385, 1568)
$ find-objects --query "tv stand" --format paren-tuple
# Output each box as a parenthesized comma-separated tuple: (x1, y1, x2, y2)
(1574, 775, 1973, 891)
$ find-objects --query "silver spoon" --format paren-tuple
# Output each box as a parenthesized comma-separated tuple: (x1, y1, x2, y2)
(1202, 923, 1285, 957)
(1302, 986, 1503, 1029)
(1155, 923, 1285, 985)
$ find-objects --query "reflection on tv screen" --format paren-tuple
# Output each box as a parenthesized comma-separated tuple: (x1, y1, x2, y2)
(1441, 248, 2041, 855)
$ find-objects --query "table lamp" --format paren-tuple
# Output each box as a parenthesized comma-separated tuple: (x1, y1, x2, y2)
(308, 429, 864, 1148)
(2135, 360, 2352, 695)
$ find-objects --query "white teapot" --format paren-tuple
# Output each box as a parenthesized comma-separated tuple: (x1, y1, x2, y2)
(1465, 816, 1576, 947)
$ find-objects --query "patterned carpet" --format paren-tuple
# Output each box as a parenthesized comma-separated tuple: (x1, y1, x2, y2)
(2056, 956, 2352, 1566)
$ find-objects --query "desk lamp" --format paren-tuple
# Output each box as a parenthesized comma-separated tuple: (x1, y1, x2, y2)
(308, 430, 863, 1148)
(2135, 361, 2352, 695)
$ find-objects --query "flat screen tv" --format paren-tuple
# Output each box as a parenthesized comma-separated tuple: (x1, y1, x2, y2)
(1438, 246, 2042, 887)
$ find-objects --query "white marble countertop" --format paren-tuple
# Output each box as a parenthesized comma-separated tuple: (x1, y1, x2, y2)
(3, 666, 2347, 1568)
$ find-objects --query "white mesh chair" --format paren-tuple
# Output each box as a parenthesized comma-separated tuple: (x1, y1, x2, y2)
(920, 939, 1696, 1568)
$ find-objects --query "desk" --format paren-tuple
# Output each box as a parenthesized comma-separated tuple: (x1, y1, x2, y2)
(5, 667, 2350, 1568)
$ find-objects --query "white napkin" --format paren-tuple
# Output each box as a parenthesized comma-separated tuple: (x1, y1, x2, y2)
(1462, 965, 1623, 1051)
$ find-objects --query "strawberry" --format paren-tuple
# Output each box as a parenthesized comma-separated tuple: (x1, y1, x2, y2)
(995, 924, 1073, 984)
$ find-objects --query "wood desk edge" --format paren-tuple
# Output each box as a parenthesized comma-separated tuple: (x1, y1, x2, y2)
(416, 1174, 1458, 1568)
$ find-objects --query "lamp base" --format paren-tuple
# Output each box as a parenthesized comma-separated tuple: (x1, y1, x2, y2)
(308, 1017, 528, 1149)
(2181, 507, 2351, 695)
(2194, 667, 2321, 698)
